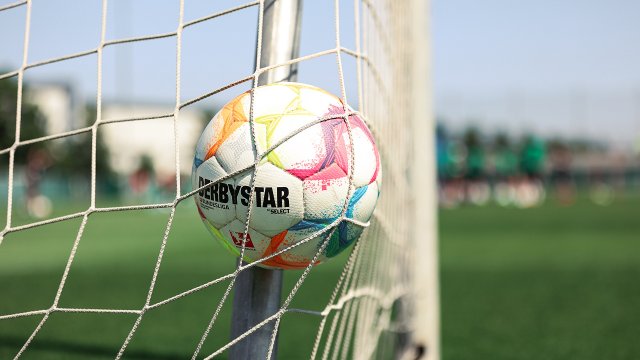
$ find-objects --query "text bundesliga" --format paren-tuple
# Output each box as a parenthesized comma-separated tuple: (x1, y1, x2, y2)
(198, 176, 290, 208)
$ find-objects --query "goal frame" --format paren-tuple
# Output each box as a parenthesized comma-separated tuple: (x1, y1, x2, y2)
(230, 0, 440, 358)
(407, 0, 440, 358)
(229, 0, 303, 358)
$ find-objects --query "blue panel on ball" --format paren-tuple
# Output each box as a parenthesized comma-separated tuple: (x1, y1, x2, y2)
(290, 219, 327, 231)
(346, 185, 368, 218)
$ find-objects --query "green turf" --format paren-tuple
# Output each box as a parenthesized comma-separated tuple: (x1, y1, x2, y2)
(1, 194, 639, 359)
(440, 194, 640, 360)
(0, 201, 350, 359)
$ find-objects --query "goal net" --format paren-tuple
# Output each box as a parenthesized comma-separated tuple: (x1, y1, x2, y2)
(0, 0, 437, 359)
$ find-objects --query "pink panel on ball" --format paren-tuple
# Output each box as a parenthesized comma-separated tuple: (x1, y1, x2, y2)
(283, 115, 344, 180)
(325, 105, 380, 184)
(305, 163, 347, 182)
(282, 104, 379, 186)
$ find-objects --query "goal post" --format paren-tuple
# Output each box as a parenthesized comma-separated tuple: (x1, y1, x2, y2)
(407, 0, 440, 358)
(229, 1, 303, 358)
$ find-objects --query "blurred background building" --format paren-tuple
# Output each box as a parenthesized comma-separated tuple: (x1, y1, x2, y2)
(2, 1, 638, 216)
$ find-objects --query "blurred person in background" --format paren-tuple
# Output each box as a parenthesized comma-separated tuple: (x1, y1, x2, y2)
(588, 167, 615, 206)
(437, 124, 466, 207)
(515, 135, 546, 207)
(549, 140, 575, 205)
(25, 148, 52, 218)
(491, 133, 519, 207)
(463, 128, 491, 205)
(436, 124, 452, 205)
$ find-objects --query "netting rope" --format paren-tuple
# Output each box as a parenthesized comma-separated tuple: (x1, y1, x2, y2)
(0, 0, 417, 359)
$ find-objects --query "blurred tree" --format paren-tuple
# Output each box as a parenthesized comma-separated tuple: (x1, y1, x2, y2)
(494, 132, 510, 150)
(2, 75, 118, 196)
(138, 154, 155, 174)
(54, 104, 119, 193)
(463, 127, 481, 149)
(0, 74, 48, 164)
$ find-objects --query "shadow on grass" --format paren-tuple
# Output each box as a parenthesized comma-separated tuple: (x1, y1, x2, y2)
(0, 335, 198, 360)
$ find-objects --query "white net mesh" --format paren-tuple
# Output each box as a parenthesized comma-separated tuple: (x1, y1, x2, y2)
(0, 0, 434, 359)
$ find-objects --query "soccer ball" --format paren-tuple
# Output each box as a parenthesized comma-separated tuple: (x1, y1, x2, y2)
(192, 82, 380, 269)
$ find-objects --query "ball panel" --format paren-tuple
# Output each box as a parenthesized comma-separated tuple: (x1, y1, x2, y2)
(325, 222, 364, 258)
(299, 85, 343, 116)
(322, 183, 377, 258)
(202, 219, 249, 262)
(334, 117, 380, 188)
(258, 229, 322, 269)
(193, 113, 218, 165)
(193, 154, 227, 182)
(252, 84, 298, 119)
(215, 122, 267, 174)
(267, 116, 328, 179)
(319, 183, 377, 259)
(273, 220, 334, 268)
(235, 163, 304, 236)
(203, 92, 249, 161)
(303, 163, 349, 221)
(193, 157, 236, 228)
(219, 220, 271, 261)
(347, 182, 378, 222)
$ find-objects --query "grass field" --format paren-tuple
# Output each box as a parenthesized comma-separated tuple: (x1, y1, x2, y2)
(0, 201, 351, 360)
(1, 194, 639, 359)
(440, 194, 640, 360)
